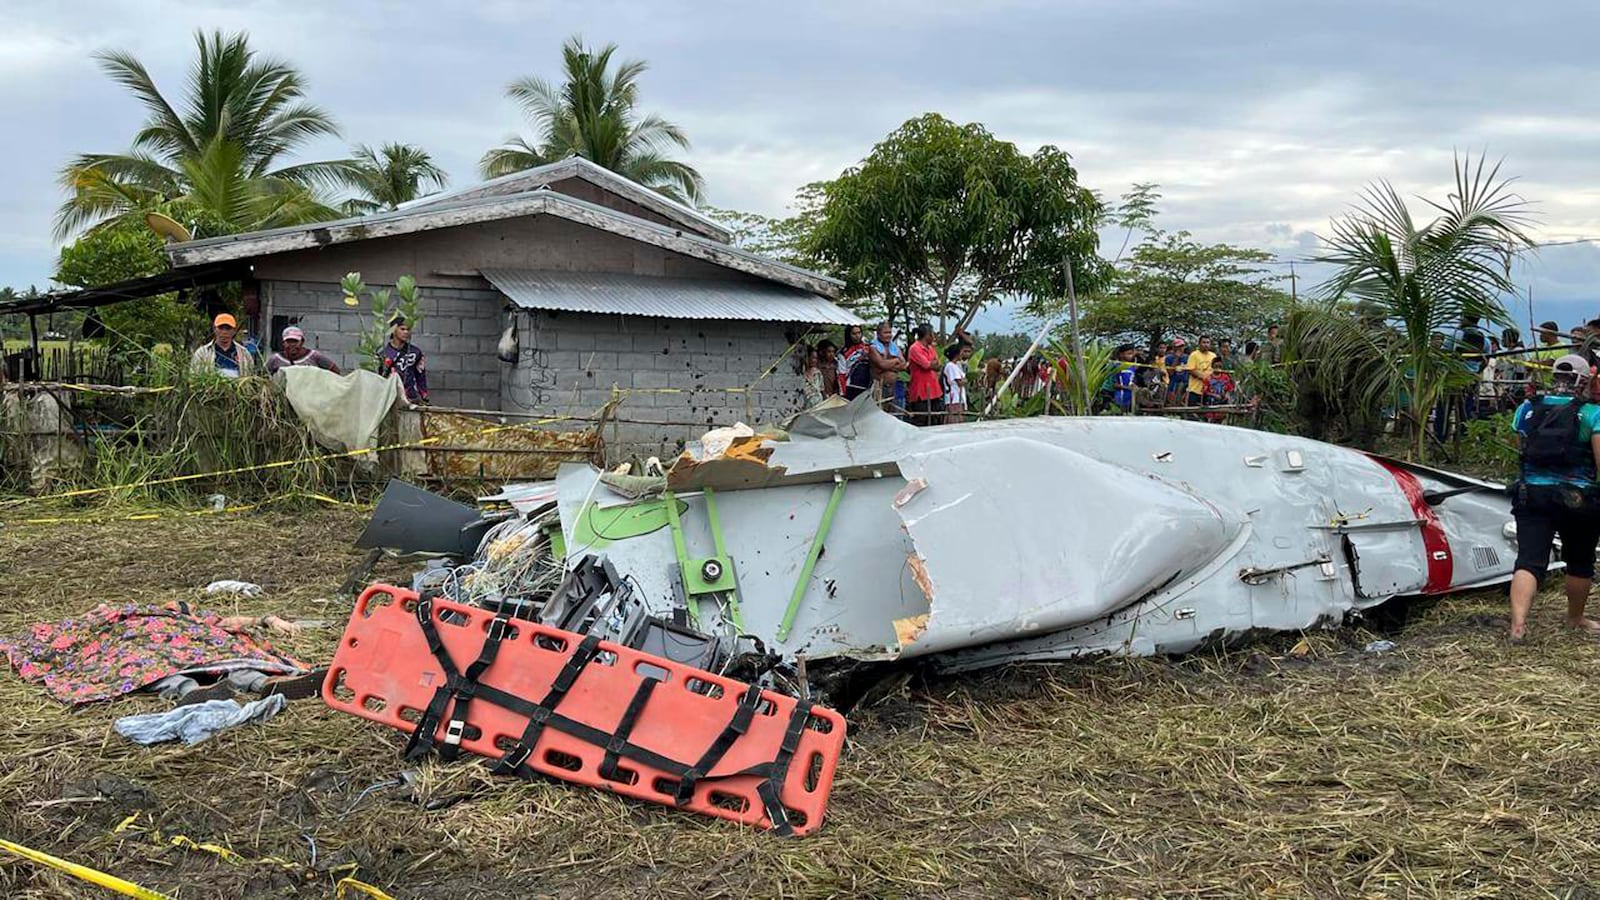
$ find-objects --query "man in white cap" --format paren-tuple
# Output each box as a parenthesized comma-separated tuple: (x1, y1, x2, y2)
(189, 312, 255, 378)
(266, 325, 341, 374)
(1507, 353, 1600, 639)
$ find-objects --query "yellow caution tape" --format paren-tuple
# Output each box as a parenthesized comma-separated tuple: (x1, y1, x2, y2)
(0, 836, 170, 900)
(337, 877, 397, 899)
(1, 331, 817, 514)
(0, 408, 602, 512)
(4, 492, 370, 528)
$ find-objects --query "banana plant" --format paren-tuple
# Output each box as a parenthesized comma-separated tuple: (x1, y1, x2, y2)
(345, 272, 424, 372)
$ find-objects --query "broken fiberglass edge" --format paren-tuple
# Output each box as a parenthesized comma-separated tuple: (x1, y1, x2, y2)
(389, 394, 1521, 677)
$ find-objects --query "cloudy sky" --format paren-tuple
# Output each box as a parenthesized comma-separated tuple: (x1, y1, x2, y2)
(4, 0, 1600, 331)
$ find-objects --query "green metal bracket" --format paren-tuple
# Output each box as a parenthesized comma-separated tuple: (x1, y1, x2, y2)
(662, 490, 698, 628)
(777, 475, 847, 642)
(663, 489, 743, 631)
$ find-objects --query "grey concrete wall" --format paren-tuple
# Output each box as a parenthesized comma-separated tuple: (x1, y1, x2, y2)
(262, 280, 505, 410)
(501, 310, 814, 460)
(250, 216, 760, 289)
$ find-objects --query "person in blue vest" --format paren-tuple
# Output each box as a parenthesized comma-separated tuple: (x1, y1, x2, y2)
(1507, 353, 1600, 640)
(377, 314, 429, 404)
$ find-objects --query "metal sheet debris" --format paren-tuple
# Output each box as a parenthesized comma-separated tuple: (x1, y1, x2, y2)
(375, 394, 1523, 692)
(421, 410, 597, 480)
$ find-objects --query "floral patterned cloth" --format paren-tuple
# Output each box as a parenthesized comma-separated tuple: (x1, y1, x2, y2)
(0, 601, 308, 705)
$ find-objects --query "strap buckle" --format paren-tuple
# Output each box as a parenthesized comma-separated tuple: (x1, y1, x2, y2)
(487, 616, 510, 643)
(503, 745, 532, 770)
(443, 719, 466, 746)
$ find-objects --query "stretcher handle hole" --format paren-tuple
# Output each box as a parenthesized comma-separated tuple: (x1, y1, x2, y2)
(804, 751, 824, 792)
(785, 807, 809, 828)
(708, 791, 749, 814)
(494, 735, 518, 753)
(805, 714, 834, 734)
(602, 765, 640, 786)
(461, 723, 483, 741)
(330, 669, 354, 703)
(438, 608, 471, 627)
(652, 776, 681, 797)
(534, 634, 567, 653)
(402, 597, 418, 614)
(756, 698, 777, 717)
(362, 591, 396, 618)
(347, 637, 359, 649)
(544, 749, 583, 772)
(362, 696, 387, 713)
(398, 706, 423, 724)
(684, 678, 724, 700)
(635, 661, 672, 682)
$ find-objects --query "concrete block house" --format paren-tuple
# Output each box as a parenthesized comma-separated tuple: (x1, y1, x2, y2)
(163, 158, 859, 458)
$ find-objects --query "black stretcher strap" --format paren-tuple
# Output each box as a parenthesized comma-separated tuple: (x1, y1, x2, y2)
(673, 684, 764, 805)
(403, 598, 511, 762)
(739, 700, 814, 837)
(403, 598, 459, 761)
(476, 680, 693, 777)
(490, 633, 603, 776)
(437, 614, 511, 760)
(598, 677, 661, 783)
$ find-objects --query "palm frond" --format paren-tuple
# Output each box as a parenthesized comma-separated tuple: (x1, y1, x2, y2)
(480, 139, 552, 179)
(95, 49, 195, 160)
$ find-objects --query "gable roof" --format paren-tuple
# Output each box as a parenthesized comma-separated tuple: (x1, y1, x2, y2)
(165, 190, 843, 299)
(398, 156, 732, 243)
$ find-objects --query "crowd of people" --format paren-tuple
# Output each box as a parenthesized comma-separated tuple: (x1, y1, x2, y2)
(793, 321, 1295, 426)
(1431, 318, 1600, 441)
(190, 312, 430, 404)
(797, 322, 976, 426)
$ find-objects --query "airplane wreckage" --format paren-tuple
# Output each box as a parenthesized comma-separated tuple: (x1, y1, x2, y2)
(356, 395, 1521, 691)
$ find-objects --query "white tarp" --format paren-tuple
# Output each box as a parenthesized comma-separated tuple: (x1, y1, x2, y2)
(277, 367, 401, 453)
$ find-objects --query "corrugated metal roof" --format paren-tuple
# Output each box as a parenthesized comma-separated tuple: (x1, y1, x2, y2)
(481, 269, 862, 325)
(398, 157, 732, 243)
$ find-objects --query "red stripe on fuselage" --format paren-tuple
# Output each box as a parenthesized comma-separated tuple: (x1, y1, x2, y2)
(1371, 457, 1454, 593)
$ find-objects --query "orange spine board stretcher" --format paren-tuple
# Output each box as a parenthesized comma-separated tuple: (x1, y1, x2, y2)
(324, 585, 846, 835)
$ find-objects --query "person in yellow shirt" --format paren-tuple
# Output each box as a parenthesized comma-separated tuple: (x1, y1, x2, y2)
(1185, 336, 1218, 406)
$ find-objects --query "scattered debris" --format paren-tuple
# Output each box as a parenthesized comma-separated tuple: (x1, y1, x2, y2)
(204, 579, 263, 597)
(1364, 639, 1398, 654)
(114, 695, 288, 745)
(0, 601, 307, 704)
(352, 393, 1520, 698)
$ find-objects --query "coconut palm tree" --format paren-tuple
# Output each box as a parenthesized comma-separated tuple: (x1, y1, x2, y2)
(55, 29, 353, 238)
(480, 36, 704, 204)
(340, 143, 450, 215)
(1303, 154, 1534, 460)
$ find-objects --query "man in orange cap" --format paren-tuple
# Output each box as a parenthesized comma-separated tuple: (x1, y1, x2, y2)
(190, 312, 255, 378)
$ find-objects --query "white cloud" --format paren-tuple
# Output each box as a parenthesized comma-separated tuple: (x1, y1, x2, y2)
(5, 0, 1600, 328)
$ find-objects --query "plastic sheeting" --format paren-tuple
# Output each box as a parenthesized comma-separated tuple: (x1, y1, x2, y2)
(277, 367, 401, 453)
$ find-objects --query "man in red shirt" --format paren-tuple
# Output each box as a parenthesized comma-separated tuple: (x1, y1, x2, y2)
(906, 324, 944, 426)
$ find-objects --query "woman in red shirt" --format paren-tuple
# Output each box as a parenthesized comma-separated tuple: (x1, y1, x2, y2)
(906, 324, 944, 426)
